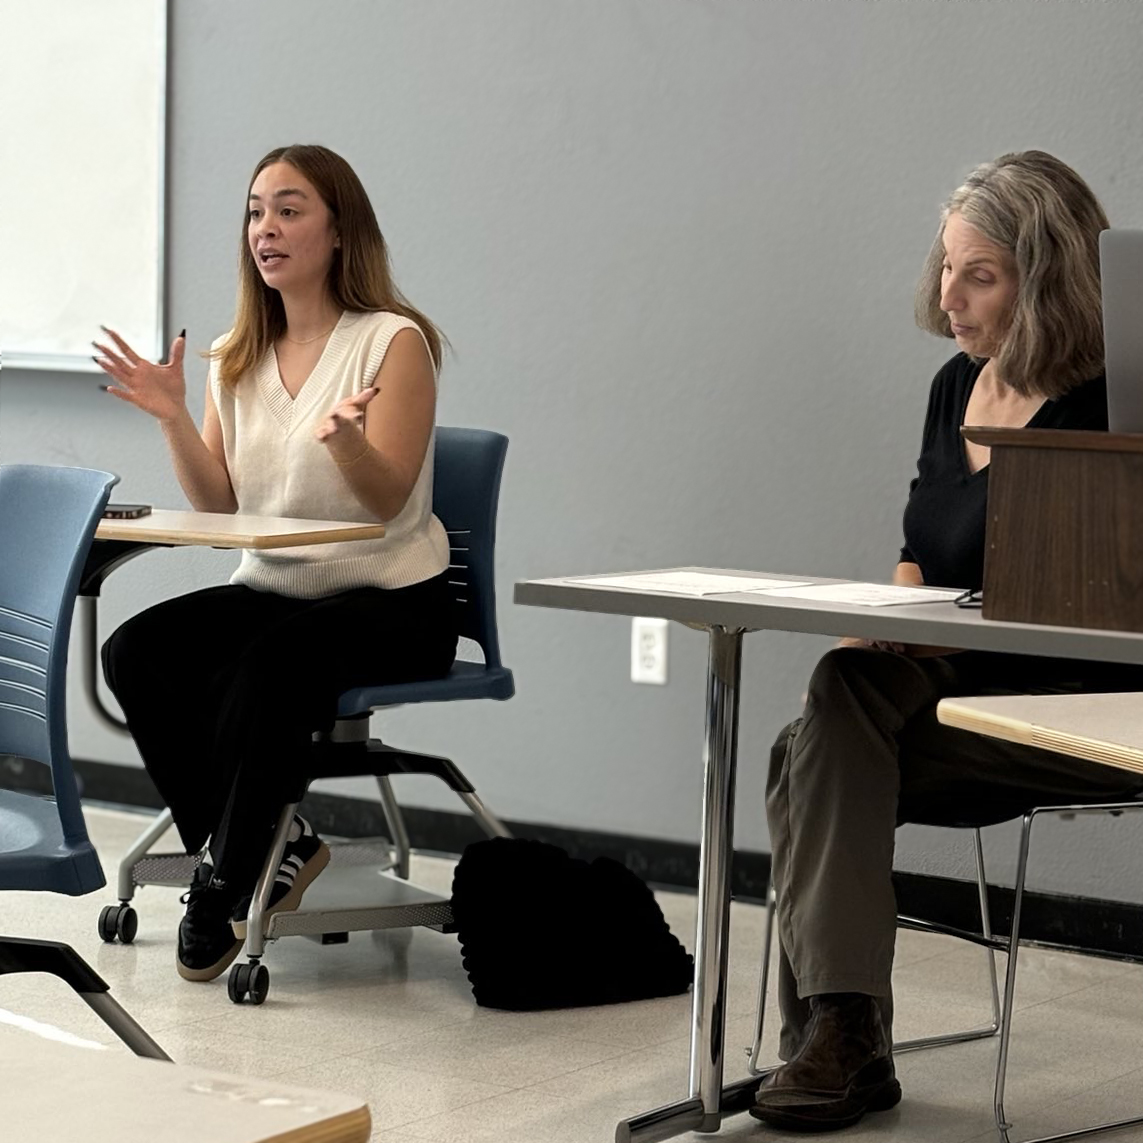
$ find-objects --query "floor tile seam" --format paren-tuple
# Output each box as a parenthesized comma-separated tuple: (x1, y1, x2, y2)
(387, 1093, 581, 1143)
(104, 1015, 253, 1049)
(204, 1022, 469, 1058)
(335, 1016, 509, 1058)
(1010, 1055, 1143, 1120)
(122, 1004, 264, 1032)
(893, 944, 979, 971)
(1002, 976, 1127, 1019)
(465, 1026, 683, 1052)
(581, 1028, 696, 1051)
(535, 1031, 662, 1061)
(361, 1082, 524, 1135)
(886, 974, 1134, 1028)
(506, 1042, 680, 1096)
(913, 1056, 1143, 1140)
(1008, 980, 1129, 1015)
(1006, 955, 1141, 989)
(344, 1037, 654, 1109)
(275, 1051, 519, 1095)
(162, 1030, 384, 1068)
(346, 1021, 646, 1063)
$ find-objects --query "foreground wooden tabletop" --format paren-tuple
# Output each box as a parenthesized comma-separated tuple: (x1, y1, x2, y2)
(2, 1024, 371, 1143)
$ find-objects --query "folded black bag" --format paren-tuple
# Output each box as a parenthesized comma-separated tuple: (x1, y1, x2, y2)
(450, 836, 694, 1010)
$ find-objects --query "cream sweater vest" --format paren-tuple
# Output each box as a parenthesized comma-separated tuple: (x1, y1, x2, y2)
(209, 310, 449, 598)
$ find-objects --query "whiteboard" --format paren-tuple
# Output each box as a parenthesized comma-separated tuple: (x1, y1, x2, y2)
(0, 0, 166, 372)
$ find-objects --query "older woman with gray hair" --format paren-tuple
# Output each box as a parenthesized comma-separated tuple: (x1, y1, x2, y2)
(752, 150, 1143, 1133)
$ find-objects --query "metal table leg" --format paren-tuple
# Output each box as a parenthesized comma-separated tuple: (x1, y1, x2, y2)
(77, 595, 130, 735)
(617, 625, 744, 1143)
(77, 538, 166, 736)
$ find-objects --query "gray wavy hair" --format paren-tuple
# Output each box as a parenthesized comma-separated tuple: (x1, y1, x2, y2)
(914, 150, 1109, 399)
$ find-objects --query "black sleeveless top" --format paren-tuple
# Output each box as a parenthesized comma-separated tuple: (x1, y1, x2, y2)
(900, 353, 1108, 591)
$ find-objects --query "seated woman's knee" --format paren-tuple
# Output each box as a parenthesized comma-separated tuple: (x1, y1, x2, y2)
(806, 645, 879, 700)
(100, 610, 157, 686)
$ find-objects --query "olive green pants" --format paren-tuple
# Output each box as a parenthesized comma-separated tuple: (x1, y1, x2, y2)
(766, 646, 1143, 1060)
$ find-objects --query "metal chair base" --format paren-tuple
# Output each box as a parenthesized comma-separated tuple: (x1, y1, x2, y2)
(97, 716, 512, 996)
(0, 936, 169, 1060)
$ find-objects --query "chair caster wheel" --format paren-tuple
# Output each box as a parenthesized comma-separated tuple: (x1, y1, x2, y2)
(98, 904, 138, 944)
(228, 961, 270, 1005)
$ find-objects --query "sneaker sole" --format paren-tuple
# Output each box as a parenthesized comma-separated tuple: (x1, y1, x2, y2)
(749, 1077, 902, 1132)
(230, 840, 332, 940)
(176, 934, 244, 983)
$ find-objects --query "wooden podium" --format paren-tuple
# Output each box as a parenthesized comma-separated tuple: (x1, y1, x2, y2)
(963, 427, 1143, 632)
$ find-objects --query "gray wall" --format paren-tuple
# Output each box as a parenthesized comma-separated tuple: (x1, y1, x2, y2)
(5, 0, 1143, 901)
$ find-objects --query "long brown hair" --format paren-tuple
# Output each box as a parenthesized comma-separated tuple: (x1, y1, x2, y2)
(212, 144, 444, 387)
(914, 150, 1108, 399)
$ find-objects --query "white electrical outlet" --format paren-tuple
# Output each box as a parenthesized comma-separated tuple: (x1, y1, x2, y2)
(631, 616, 669, 685)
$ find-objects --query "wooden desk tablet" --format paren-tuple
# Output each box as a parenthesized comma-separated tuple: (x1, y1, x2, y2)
(95, 508, 384, 549)
(938, 692, 1143, 778)
(79, 508, 386, 756)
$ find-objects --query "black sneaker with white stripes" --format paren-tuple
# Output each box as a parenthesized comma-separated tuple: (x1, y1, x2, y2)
(231, 816, 331, 939)
(177, 862, 244, 982)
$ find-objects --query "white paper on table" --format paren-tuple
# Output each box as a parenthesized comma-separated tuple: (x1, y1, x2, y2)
(755, 583, 963, 607)
(568, 571, 814, 597)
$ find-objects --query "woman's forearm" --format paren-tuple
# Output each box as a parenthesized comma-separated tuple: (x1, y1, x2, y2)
(330, 441, 411, 522)
(160, 410, 238, 514)
(893, 561, 924, 587)
(891, 561, 964, 656)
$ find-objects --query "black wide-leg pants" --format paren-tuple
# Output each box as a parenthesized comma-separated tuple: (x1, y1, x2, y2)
(102, 573, 458, 892)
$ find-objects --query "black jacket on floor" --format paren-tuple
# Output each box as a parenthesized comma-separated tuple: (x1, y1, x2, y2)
(451, 837, 694, 1010)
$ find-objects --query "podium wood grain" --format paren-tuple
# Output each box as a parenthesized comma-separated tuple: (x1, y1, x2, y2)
(963, 427, 1143, 632)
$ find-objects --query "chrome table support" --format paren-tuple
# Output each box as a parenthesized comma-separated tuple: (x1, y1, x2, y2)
(618, 625, 744, 1143)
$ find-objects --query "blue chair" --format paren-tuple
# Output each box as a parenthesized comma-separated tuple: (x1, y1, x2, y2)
(227, 426, 516, 1002)
(101, 430, 515, 1005)
(0, 464, 167, 1057)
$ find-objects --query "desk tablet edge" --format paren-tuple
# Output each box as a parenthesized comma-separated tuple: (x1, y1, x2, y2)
(95, 522, 385, 548)
(938, 699, 1143, 777)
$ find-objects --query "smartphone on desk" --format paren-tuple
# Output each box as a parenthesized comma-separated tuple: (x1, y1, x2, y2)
(102, 503, 152, 520)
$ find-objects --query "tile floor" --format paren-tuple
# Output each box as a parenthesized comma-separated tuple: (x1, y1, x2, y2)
(3, 805, 1143, 1142)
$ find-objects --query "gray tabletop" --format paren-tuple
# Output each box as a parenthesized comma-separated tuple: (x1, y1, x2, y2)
(514, 568, 1143, 666)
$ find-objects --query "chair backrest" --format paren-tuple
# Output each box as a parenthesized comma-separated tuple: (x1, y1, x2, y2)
(433, 428, 509, 670)
(0, 464, 118, 845)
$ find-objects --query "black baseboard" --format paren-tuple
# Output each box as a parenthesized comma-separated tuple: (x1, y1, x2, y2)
(5, 753, 1143, 964)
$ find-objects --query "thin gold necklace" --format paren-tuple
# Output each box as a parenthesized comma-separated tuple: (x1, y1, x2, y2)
(283, 321, 338, 346)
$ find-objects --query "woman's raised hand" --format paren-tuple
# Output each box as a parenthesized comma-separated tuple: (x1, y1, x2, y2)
(94, 327, 188, 423)
(315, 387, 379, 459)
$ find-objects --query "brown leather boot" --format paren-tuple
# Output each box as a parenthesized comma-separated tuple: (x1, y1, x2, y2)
(750, 992, 900, 1132)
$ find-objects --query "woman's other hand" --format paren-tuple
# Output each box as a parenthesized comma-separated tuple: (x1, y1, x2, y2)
(95, 328, 188, 423)
(835, 637, 961, 657)
(898, 643, 963, 658)
(315, 387, 378, 459)
(836, 636, 906, 653)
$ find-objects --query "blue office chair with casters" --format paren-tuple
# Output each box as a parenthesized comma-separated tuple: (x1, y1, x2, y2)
(224, 426, 516, 1004)
(101, 430, 515, 1006)
(0, 464, 167, 1058)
